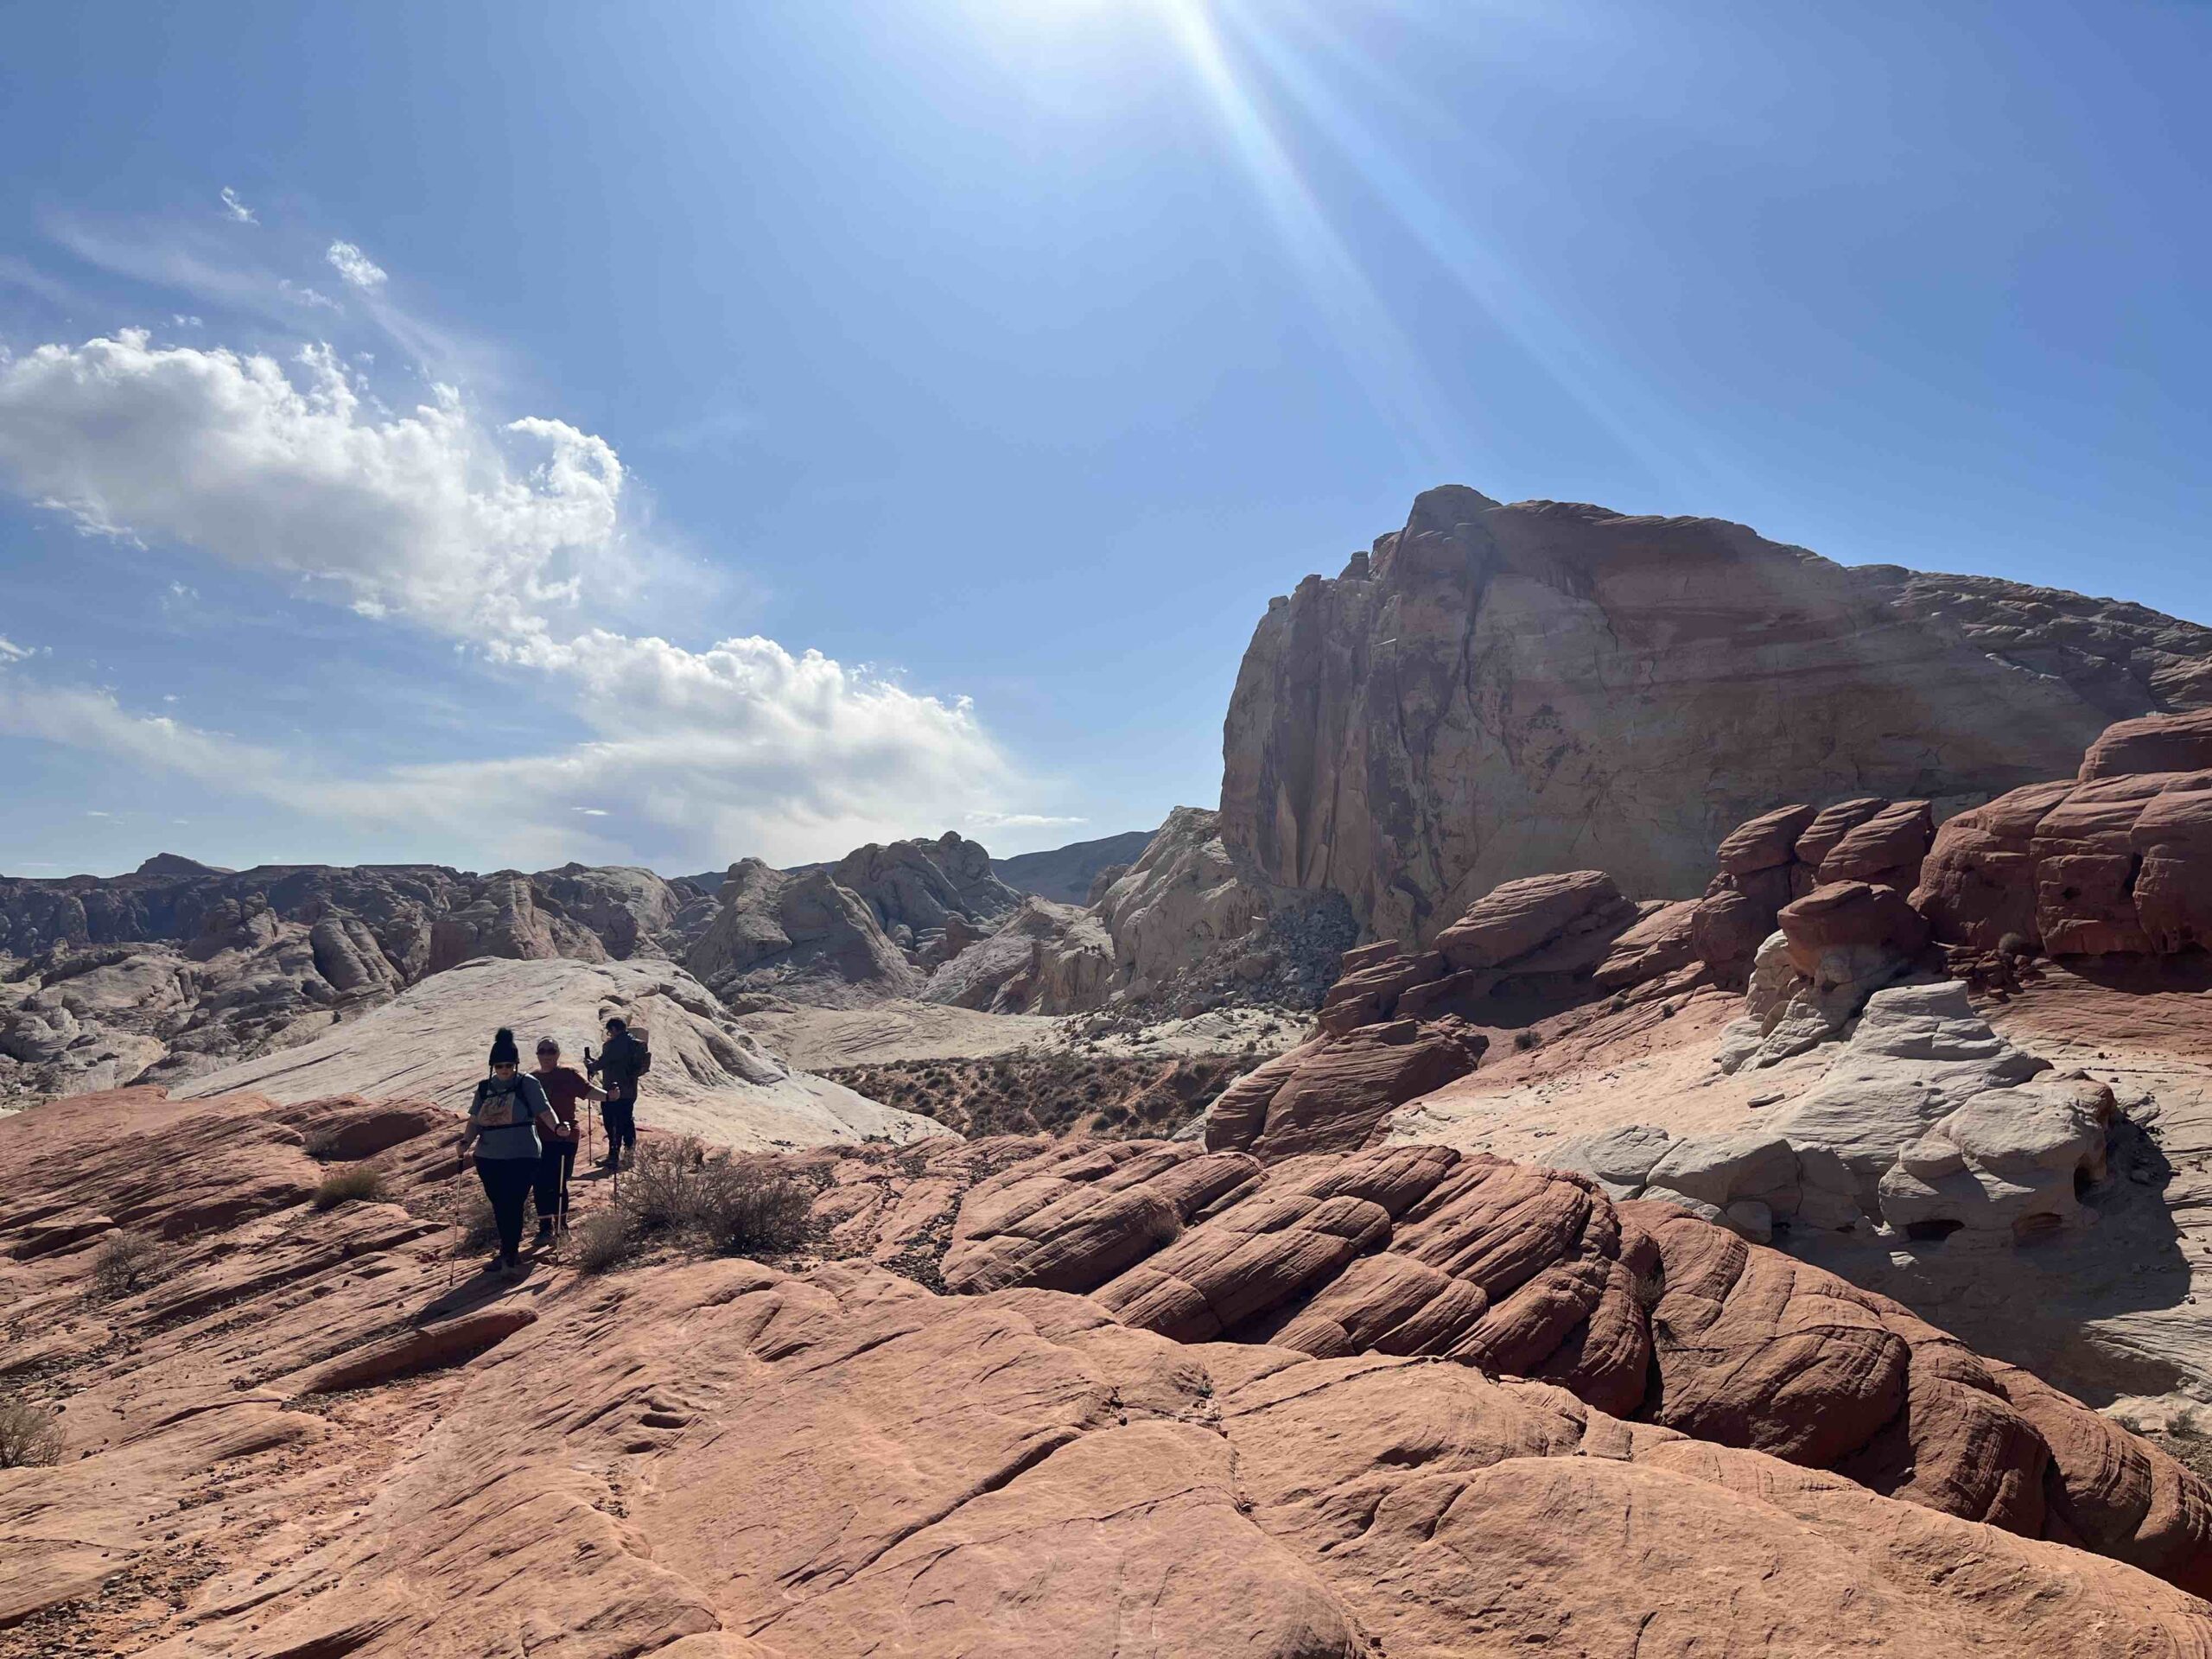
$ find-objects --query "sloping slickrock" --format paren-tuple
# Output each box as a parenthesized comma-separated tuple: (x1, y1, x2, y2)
(4, 1086, 2212, 1652)
(933, 1136, 2212, 1589)
(177, 955, 948, 1152)
(1221, 484, 2212, 944)
(1204, 1018, 1487, 1160)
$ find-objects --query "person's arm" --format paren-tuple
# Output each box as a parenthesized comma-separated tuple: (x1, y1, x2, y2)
(455, 1081, 481, 1154)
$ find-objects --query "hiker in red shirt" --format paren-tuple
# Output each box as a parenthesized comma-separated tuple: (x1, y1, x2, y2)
(529, 1037, 601, 1243)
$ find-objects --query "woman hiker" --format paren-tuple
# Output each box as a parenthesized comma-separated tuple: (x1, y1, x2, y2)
(456, 1028, 566, 1276)
(529, 1036, 601, 1244)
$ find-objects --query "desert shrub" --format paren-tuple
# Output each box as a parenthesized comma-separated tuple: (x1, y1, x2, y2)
(1998, 931, 2031, 959)
(312, 1166, 387, 1211)
(0, 1399, 62, 1468)
(573, 1212, 631, 1274)
(618, 1136, 814, 1256)
(88, 1230, 161, 1300)
(1512, 1029, 1540, 1052)
(302, 1128, 344, 1160)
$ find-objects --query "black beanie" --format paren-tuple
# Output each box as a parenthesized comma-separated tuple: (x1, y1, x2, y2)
(489, 1027, 519, 1067)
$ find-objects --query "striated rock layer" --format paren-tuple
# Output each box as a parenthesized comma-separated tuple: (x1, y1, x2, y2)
(1222, 485, 2212, 944)
(3, 1087, 2210, 1655)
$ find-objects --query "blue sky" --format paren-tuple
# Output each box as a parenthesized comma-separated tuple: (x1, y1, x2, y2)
(1, 0, 2207, 878)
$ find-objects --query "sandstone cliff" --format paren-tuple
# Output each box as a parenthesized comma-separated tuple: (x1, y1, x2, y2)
(1222, 485, 2212, 944)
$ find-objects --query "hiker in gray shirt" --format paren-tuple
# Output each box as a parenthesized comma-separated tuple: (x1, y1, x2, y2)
(456, 1027, 564, 1277)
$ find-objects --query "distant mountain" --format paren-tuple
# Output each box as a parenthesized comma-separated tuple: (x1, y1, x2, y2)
(993, 830, 1154, 906)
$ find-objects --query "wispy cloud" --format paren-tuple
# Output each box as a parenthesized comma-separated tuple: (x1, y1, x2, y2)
(0, 636, 35, 662)
(278, 278, 341, 313)
(219, 187, 257, 226)
(172, 314, 203, 328)
(326, 240, 388, 290)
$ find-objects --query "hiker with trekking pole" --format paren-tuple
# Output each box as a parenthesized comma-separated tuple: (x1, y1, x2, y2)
(530, 1037, 601, 1247)
(456, 1028, 566, 1279)
(587, 1015, 650, 1173)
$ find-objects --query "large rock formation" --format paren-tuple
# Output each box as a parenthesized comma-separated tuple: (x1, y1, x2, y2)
(1222, 485, 2212, 944)
(4, 1086, 2209, 1655)
(177, 956, 948, 1151)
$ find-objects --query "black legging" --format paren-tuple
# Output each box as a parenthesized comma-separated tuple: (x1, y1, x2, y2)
(602, 1095, 637, 1156)
(476, 1158, 536, 1258)
(532, 1136, 576, 1228)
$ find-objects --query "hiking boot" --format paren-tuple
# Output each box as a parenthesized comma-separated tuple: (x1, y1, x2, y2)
(533, 1221, 556, 1246)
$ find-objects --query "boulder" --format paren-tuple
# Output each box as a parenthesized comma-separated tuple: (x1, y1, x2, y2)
(2079, 706, 2212, 780)
(1434, 870, 1637, 972)
(1203, 1018, 1487, 1160)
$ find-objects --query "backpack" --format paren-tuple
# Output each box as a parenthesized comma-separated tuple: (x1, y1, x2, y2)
(474, 1075, 535, 1129)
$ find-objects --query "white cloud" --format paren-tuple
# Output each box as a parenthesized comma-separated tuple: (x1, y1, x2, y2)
(0, 636, 31, 662)
(279, 279, 341, 312)
(967, 812, 1089, 830)
(326, 241, 388, 289)
(0, 332, 622, 637)
(219, 188, 257, 226)
(0, 326, 1047, 868)
(172, 314, 204, 328)
(86, 809, 112, 817)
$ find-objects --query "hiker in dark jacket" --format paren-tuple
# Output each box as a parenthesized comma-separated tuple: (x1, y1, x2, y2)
(529, 1036, 598, 1243)
(588, 1015, 650, 1171)
(456, 1027, 563, 1276)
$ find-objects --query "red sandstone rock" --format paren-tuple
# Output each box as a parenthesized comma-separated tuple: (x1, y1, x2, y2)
(1816, 798, 1935, 887)
(2080, 707, 2212, 780)
(1777, 880, 1930, 975)
(1434, 870, 1634, 971)
(3, 1086, 2212, 1652)
(1202, 1018, 1486, 1160)
(1717, 803, 1818, 874)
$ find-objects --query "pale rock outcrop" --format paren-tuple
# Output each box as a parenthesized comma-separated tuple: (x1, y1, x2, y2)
(1600, 983, 2113, 1247)
(830, 831, 1022, 936)
(684, 859, 925, 1008)
(921, 897, 1115, 1015)
(1714, 880, 1931, 1072)
(1221, 485, 2212, 944)
(1090, 806, 1355, 1012)
(180, 954, 948, 1151)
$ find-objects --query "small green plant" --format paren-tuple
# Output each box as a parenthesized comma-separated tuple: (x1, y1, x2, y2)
(312, 1166, 388, 1211)
(88, 1230, 161, 1300)
(0, 1399, 62, 1468)
(573, 1212, 630, 1274)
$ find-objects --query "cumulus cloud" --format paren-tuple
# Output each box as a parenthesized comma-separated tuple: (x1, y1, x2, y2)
(0, 332, 623, 636)
(326, 240, 388, 289)
(0, 330, 1050, 867)
(219, 187, 257, 225)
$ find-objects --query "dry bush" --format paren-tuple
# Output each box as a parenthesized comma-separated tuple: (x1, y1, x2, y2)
(88, 1230, 161, 1300)
(312, 1166, 387, 1211)
(459, 1195, 499, 1249)
(0, 1399, 62, 1468)
(573, 1213, 630, 1274)
(619, 1136, 813, 1256)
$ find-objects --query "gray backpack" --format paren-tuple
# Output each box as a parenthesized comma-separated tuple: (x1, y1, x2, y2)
(474, 1075, 533, 1128)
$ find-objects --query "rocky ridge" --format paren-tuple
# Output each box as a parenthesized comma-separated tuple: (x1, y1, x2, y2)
(1220, 484, 2212, 945)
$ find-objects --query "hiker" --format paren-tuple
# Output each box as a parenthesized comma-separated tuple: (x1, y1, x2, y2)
(529, 1036, 599, 1243)
(588, 1014, 650, 1170)
(455, 1027, 563, 1276)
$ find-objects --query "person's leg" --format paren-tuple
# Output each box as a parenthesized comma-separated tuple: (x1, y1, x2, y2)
(489, 1160, 530, 1262)
(599, 1102, 620, 1167)
(476, 1162, 504, 1260)
(614, 1097, 638, 1159)
(556, 1140, 576, 1225)
(532, 1144, 562, 1240)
